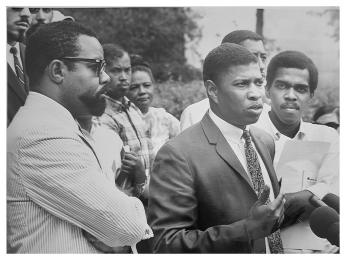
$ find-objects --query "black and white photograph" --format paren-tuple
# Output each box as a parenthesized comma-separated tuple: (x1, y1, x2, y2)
(4, 0, 341, 254)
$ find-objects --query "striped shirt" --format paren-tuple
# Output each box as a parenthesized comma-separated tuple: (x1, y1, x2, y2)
(7, 92, 152, 253)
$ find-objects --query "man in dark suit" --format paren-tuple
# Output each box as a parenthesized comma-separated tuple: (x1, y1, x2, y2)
(7, 7, 31, 126)
(148, 43, 285, 253)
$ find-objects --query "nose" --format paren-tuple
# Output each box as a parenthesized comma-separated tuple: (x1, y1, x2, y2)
(100, 71, 111, 86)
(284, 87, 297, 101)
(119, 69, 130, 81)
(247, 82, 262, 101)
(138, 85, 146, 94)
(36, 9, 46, 22)
(20, 7, 31, 18)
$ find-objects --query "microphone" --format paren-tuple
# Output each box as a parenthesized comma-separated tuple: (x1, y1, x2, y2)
(309, 206, 339, 247)
(322, 193, 339, 213)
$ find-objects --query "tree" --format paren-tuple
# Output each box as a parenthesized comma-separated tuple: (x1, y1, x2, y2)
(58, 7, 202, 81)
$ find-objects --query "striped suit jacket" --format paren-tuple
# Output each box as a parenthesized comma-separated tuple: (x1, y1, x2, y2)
(7, 91, 150, 253)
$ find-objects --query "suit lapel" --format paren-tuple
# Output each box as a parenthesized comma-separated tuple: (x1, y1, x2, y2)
(250, 128, 280, 197)
(74, 125, 103, 171)
(8, 63, 27, 102)
(201, 114, 254, 191)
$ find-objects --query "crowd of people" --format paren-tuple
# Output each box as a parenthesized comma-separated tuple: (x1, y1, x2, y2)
(7, 7, 339, 253)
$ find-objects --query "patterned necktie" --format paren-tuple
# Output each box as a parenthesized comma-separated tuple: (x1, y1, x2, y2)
(242, 129, 284, 254)
(10, 46, 26, 90)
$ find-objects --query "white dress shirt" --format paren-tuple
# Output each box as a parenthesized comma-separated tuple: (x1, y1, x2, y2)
(180, 98, 209, 131)
(7, 91, 152, 253)
(254, 108, 339, 251)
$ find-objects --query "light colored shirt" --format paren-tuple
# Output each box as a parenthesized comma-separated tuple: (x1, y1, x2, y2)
(180, 98, 209, 131)
(7, 42, 23, 72)
(254, 108, 339, 251)
(141, 107, 180, 156)
(91, 123, 123, 183)
(98, 96, 154, 172)
(7, 91, 152, 253)
(209, 109, 274, 253)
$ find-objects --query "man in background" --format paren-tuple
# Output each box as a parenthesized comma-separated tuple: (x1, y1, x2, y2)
(96, 43, 153, 200)
(7, 7, 31, 126)
(255, 50, 339, 253)
(180, 29, 269, 131)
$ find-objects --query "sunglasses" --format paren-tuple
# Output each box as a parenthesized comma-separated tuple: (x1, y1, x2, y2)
(60, 57, 106, 77)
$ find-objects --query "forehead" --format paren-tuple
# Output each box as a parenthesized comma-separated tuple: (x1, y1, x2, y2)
(132, 70, 152, 81)
(109, 53, 131, 67)
(273, 67, 310, 84)
(219, 62, 261, 82)
(77, 35, 103, 58)
(240, 39, 265, 54)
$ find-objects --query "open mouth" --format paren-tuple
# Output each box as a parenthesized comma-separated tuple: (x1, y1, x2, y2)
(248, 104, 263, 110)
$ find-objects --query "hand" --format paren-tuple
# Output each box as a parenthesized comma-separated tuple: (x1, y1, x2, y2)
(284, 190, 314, 222)
(246, 185, 285, 240)
(120, 152, 146, 184)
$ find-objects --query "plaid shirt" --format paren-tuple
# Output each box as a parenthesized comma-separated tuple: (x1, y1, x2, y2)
(96, 96, 154, 174)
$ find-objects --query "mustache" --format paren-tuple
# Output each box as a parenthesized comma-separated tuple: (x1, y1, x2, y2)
(280, 103, 300, 110)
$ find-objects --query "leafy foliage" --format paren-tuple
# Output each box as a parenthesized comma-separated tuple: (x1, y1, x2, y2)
(151, 80, 206, 119)
(58, 7, 202, 82)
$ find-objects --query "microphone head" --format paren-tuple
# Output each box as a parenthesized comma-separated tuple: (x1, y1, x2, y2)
(326, 222, 339, 247)
(322, 193, 339, 213)
(309, 206, 339, 238)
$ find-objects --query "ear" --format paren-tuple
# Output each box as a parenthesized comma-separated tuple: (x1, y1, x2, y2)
(47, 59, 66, 84)
(205, 80, 218, 104)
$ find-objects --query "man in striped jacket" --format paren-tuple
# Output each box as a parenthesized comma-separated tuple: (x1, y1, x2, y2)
(7, 21, 152, 253)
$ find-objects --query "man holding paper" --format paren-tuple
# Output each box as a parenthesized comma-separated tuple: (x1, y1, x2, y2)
(255, 50, 339, 253)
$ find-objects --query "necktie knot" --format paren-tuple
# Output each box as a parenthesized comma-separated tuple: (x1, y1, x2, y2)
(10, 46, 18, 56)
(242, 129, 252, 146)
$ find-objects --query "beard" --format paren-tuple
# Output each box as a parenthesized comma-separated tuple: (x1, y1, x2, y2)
(79, 93, 106, 117)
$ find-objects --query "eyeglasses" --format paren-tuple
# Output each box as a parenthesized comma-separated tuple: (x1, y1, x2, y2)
(60, 57, 106, 77)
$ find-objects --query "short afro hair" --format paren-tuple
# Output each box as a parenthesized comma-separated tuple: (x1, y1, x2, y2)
(221, 30, 263, 45)
(25, 21, 97, 87)
(203, 43, 258, 84)
(102, 43, 128, 66)
(130, 54, 154, 82)
(266, 50, 318, 94)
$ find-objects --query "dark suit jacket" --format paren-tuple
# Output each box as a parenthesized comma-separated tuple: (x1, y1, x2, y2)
(7, 42, 29, 126)
(148, 113, 280, 253)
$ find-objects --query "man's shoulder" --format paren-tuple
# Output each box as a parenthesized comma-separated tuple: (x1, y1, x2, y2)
(250, 125, 274, 144)
(184, 98, 209, 113)
(164, 121, 204, 148)
(301, 121, 339, 141)
(9, 106, 77, 142)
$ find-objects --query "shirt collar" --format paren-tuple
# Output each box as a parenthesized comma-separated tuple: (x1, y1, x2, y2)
(105, 95, 132, 112)
(208, 108, 248, 143)
(266, 111, 306, 140)
(25, 91, 80, 133)
(7, 42, 20, 54)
